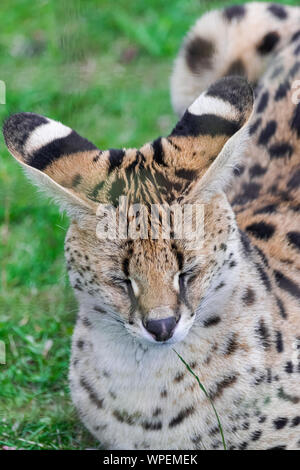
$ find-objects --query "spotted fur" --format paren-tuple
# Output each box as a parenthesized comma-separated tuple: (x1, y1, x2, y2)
(3, 2, 300, 450)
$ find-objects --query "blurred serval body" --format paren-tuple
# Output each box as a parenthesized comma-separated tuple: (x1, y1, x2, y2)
(4, 2, 300, 450)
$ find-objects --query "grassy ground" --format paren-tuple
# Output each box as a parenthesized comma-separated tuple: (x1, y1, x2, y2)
(0, 0, 298, 450)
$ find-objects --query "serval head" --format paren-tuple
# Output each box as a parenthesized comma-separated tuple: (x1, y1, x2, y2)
(3, 77, 253, 345)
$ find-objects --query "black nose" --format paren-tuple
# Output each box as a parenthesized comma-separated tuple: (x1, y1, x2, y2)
(144, 316, 177, 342)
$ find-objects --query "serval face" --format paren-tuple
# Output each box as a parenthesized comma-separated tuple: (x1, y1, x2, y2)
(65, 189, 238, 345)
(4, 76, 253, 345)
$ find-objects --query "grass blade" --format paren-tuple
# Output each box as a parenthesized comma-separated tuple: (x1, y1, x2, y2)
(173, 349, 227, 450)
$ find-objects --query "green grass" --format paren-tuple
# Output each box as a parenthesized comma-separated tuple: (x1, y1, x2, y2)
(0, 0, 297, 450)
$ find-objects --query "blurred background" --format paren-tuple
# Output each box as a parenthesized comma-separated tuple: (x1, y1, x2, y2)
(0, 0, 297, 450)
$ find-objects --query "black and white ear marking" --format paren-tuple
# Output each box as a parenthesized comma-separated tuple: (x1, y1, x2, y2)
(3, 112, 97, 170)
(171, 76, 254, 139)
(3, 112, 101, 215)
(169, 76, 254, 200)
(205, 76, 254, 117)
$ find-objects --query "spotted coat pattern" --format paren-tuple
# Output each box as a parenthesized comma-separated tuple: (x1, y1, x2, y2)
(3, 2, 300, 450)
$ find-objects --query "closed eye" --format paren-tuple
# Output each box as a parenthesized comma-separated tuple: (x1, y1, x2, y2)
(179, 269, 199, 289)
(111, 276, 139, 297)
(111, 276, 129, 286)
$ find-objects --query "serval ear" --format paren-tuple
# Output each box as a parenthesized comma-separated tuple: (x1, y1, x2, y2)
(169, 76, 254, 201)
(3, 112, 106, 217)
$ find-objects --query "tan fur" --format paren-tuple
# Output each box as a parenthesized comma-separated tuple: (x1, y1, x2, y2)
(3, 2, 300, 450)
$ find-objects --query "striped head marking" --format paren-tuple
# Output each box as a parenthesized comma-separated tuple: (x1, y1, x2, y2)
(3, 76, 253, 344)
